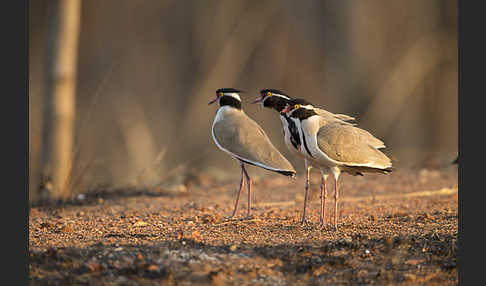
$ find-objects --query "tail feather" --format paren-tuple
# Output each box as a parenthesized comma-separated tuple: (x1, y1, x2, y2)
(238, 158, 296, 177)
(343, 165, 395, 175)
(276, 170, 296, 177)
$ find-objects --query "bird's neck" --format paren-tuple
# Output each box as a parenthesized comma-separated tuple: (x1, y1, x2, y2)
(219, 96, 242, 110)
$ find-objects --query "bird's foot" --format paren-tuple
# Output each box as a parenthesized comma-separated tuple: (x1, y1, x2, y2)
(300, 217, 309, 226)
(319, 221, 327, 230)
(243, 214, 255, 220)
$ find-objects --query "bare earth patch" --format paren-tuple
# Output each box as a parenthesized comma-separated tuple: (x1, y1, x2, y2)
(29, 167, 458, 285)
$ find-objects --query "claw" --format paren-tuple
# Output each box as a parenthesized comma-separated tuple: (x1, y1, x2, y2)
(300, 217, 309, 226)
(244, 215, 255, 220)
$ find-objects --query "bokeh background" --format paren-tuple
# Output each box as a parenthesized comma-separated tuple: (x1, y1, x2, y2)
(29, 0, 458, 202)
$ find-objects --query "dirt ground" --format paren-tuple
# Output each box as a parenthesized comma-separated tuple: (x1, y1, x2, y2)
(29, 167, 458, 285)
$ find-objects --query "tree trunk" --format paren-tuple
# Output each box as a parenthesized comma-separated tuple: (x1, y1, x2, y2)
(40, 0, 81, 200)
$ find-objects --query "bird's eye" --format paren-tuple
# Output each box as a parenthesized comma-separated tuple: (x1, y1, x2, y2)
(294, 104, 300, 109)
(219, 92, 224, 97)
(267, 91, 272, 97)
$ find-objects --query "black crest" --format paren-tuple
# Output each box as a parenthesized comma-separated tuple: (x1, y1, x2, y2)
(216, 88, 244, 94)
(260, 89, 288, 96)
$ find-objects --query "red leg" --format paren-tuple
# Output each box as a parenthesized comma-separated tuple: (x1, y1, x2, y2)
(230, 164, 245, 218)
(242, 165, 252, 218)
(301, 165, 311, 225)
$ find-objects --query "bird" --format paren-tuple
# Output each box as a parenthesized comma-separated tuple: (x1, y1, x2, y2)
(281, 98, 393, 230)
(252, 89, 355, 226)
(209, 88, 296, 219)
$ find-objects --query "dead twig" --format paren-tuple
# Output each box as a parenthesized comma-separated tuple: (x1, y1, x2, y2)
(136, 147, 167, 184)
(150, 147, 212, 188)
(59, 63, 115, 199)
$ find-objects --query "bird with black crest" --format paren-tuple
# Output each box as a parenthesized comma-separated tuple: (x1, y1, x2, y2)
(281, 98, 394, 230)
(209, 88, 296, 219)
(253, 89, 355, 227)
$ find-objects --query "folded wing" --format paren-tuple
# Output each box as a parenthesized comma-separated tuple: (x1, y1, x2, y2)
(213, 111, 296, 176)
(316, 122, 392, 169)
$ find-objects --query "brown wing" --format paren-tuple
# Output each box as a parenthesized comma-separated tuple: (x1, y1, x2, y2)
(213, 111, 295, 175)
(316, 122, 392, 168)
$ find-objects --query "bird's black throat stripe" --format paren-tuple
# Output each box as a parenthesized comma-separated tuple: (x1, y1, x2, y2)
(219, 96, 241, 109)
(289, 108, 317, 158)
(299, 120, 314, 158)
(281, 113, 301, 150)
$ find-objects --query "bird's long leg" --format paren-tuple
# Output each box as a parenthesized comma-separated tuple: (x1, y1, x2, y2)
(333, 173, 340, 231)
(301, 160, 311, 225)
(230, 163, 245, 219)
(242, 164, 252, 218)
(319, 173, 328, 229)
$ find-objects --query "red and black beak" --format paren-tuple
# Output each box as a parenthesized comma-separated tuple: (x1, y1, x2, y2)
(208, 96, 219, 105)
(281, 105, 293, 113)
(251, 93, 264, 104)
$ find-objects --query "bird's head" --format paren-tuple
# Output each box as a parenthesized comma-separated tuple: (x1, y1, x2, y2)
(252, 89, 291, 112)
(281, 98, 314, 115)
(209, 88, 244, 108)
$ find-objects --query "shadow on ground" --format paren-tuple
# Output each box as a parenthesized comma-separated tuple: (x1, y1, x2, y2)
(30, 229, 457, 285)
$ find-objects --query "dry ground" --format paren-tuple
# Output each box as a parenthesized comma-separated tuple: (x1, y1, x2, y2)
(29, 167, 458, 285)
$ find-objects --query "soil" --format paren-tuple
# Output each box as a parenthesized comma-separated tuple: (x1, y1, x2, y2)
(29, 167, 458, 285)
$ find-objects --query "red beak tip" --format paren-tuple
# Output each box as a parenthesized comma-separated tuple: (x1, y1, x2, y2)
(251, 96, 263, 104)
(208, 97, 218, 105)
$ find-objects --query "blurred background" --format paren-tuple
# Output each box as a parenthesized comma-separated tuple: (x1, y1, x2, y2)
(29, 0, 457, 202)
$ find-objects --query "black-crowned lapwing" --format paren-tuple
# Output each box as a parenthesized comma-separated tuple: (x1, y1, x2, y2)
(282, 99, 393, 230)
(209, 88, 296, 219)
(252, 89, 355, 226)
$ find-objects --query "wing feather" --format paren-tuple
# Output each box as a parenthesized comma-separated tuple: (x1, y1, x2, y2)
(213, 110, 296, 175)
(316, 122, 391, 169)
